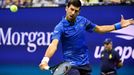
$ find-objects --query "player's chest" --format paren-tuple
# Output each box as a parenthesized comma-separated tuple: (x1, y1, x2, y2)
(63, 24, 84, 35)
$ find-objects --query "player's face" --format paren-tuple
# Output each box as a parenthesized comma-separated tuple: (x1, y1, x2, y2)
(65, 5, 80, 22)
(104, 43, 112, 51)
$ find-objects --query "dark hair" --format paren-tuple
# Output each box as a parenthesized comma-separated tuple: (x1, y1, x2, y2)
(67, 0, 81, 7)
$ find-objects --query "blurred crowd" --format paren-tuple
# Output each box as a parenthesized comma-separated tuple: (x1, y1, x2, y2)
(81, 0, 134, 5)
(0, 0, 32, 8)
(0, 0, 134, 8)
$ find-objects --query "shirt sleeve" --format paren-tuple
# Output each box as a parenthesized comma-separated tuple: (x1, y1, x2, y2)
(51, 24, 62, 41)
(85, 18, 97, 32)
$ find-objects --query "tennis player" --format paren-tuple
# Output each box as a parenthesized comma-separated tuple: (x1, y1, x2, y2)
(39, 0, 134, 75)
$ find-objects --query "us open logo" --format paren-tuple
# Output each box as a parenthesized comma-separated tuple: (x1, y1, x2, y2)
(94, 25, 134, 63)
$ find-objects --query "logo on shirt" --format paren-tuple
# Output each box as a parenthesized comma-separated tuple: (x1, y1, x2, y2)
(54, 31, 59, 34)
(80, 24, 84, 27)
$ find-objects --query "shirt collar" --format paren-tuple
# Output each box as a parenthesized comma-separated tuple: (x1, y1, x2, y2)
(61, 16, 79, 27)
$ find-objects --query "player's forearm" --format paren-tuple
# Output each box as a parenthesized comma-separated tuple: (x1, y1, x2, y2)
(95, 21, 130, 33)
(95, 25, 115, 33)
(40, 41, 58, 70)
(44, 39, 59, 58)
(41, 43, 58, 65)
(44, 44, 57, 58)
(41, 39, 59, 64)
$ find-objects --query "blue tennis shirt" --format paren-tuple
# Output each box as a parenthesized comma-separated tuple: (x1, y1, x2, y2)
(52, 16, 97, 66)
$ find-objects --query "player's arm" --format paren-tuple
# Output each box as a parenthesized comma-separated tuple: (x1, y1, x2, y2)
(39, 39, 59, 70)
(94, 15, 134, 33)
(94, 25, 115, 33)
(45, 39, 59, 58)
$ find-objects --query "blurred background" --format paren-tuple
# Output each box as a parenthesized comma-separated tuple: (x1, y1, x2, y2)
(0, 0, 134, 75)
(0, 0, 134, 8)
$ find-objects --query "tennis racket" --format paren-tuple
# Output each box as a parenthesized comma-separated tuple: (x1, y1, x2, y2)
(50, 62, 72, 75)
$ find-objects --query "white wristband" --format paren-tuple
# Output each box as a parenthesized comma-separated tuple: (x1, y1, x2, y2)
(41, 57, 50, 63)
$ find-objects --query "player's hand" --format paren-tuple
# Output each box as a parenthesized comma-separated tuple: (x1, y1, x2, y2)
(39, 61, 50, 70)
(120, 15, 134, 28)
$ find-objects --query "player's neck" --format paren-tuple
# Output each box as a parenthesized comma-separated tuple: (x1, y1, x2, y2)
(65, 17, 75, 23)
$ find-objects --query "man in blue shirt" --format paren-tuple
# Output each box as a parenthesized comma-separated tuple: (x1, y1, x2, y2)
(100, 38, 123, 75)
(39, 0, 134, 75)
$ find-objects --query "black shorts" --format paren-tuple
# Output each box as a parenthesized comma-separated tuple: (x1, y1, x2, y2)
(66, 64, 92, 75)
